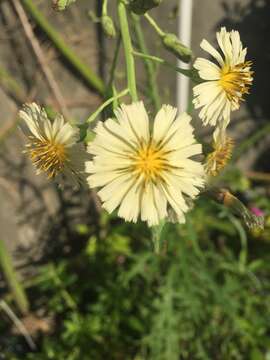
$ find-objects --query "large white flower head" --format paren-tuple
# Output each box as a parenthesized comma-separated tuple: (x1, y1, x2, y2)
(19, 103, 86, 184)
(193, 27, 253, 129)
(86, 102, 205, 227)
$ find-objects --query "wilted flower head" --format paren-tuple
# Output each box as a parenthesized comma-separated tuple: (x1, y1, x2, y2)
(193, 27, 253, 129)
(211, 188, 264, 232)
(19, 103, 86, 185)
(205, 131, 234, 177)
(86, 102, 205, 226)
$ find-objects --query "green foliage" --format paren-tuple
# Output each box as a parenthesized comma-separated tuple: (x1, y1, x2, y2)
(3, 180, 270, 359)
(2, 1, 269, 359)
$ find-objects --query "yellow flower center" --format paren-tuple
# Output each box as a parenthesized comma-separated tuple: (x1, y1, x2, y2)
(133, 143, 168, 180)
(219, 61, 253, 105)
(26, 137, 67, 178)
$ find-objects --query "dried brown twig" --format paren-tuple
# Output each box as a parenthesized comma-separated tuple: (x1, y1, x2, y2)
(11, 0, 70, 119)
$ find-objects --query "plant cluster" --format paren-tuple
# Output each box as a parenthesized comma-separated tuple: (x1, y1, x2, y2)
(18, 0, 263, 240)
(1, 0, 269, 359)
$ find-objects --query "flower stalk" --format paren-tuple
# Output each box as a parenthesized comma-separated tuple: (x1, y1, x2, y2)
(118, 1, 138, 102)
(144, 13, 192, 63)
(86, 88, 129, 124)
(133, 51, 200, 82)
(101, 0, 116, 38)
(144, 13, 165, 37)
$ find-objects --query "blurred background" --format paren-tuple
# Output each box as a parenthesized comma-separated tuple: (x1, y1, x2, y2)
(0, 0, 270, 359)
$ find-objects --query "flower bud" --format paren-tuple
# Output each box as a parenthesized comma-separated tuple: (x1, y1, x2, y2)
(129, 0, 162, 15)
(52, 0, 76, 11)
(101, 15, 116, 38)
(162, 33, 192, 63)
(210, 188, 265, 232)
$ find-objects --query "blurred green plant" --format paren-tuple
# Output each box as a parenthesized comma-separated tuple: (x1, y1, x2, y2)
(1, 1, 270, 359)
(2, 178, 270, 359)
(0, 239, 29, 315)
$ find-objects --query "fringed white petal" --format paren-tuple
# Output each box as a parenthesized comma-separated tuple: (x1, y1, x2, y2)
(86, 102, 205, 226)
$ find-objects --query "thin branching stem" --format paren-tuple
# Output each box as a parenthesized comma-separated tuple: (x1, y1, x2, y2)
(144, 13, 165, 37)
(86, 88, 129, 123)
(133, 50, 200, 82)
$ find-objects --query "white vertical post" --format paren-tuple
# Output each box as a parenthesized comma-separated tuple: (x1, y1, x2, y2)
(177, 0, 193, 111)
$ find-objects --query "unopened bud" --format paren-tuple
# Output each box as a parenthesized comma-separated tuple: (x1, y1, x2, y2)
(52, 0, 76, 11)
(162, 33, 192, 63)
(129, 0, 162, 15)
(101, 15, 116, 38)
(209, 188, 265, 232)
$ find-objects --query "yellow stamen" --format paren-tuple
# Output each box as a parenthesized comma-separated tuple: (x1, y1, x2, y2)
(132, 143, 168, 180)
(219, 61, 253, 106)
(26, 137, 67, 178)
(206, 137, 234, 176)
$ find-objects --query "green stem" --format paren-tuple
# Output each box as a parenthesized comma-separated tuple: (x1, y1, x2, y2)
(151, 221, 166, 255)
(132, 14, 161, 111)
(86, 88, 129, 123)
(21, 0, 105, 95)
(144, 13, 165, 37)
(112, 85, 119, 110)
(102, 0, 108, 15)
(118, 1, 138, 102)
(151, 227, 161, 254)
(0, 239, 29, 315)
(133, 50, 200, 82)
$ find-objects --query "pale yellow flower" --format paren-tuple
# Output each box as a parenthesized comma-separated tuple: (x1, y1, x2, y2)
(20, 103, 86, 184)
(86, 102, 205, 226)
(193, 27, 253, 129)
